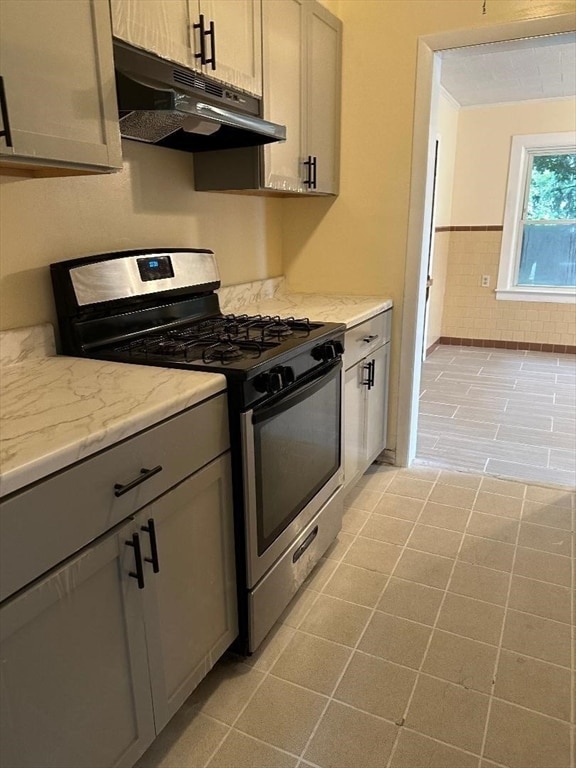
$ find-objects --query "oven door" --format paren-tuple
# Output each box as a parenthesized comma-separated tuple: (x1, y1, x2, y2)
(241, 359, 343, 587)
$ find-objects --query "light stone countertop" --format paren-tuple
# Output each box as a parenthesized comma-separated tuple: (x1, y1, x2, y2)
(0, 325, 226, 499)
(219, 284, 393, 328)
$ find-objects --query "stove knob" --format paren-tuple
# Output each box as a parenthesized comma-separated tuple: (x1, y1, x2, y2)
(281, 366, 295, 386)
(254, 370, 284, 395)
(312, 341, 344, 362)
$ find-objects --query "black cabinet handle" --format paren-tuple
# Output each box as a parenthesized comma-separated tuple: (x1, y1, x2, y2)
(303, 155, 314, 188)
(114, 465, 162, 497)
(206, 20, 216, 69)
(126, 533, 145, 589)
(0, 76, 13, 148)
(141, 518, 160, 573)
(369, 359, 376, 389)
(312, 156, 317, 190)
(362, 361, 371, 388)
(193, 14, 207, 64)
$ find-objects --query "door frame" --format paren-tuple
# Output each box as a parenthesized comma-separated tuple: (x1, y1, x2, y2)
(395, 11, 576, 468)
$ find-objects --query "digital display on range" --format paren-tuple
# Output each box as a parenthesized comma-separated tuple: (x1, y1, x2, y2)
(137, 254, 175, 282)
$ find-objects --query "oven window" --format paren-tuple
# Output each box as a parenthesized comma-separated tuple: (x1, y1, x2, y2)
(253, 365, 341, 555)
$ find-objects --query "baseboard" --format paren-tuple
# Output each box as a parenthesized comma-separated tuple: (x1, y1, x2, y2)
(425, 339, 442, 357)
(437, 336, 576, 355)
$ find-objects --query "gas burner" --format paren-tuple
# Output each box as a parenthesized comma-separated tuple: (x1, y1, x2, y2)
(202, 341, 244, 363)
(263, 320, 292, 338)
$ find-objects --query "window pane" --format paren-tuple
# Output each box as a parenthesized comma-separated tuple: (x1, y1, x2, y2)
(517, 223, 576, 287)
(526, 153, 576, 221)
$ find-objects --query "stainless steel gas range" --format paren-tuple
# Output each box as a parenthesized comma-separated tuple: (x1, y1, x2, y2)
(50, 248, 345, 653)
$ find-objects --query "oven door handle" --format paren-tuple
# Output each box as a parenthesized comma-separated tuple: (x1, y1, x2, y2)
(252, 359, 341, 425)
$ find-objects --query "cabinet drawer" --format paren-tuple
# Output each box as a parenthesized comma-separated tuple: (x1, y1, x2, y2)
(344, 310, 392, 370)
(0, 394, 229, 603)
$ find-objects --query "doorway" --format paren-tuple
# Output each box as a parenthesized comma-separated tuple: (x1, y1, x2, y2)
(396, 13, 576, 478)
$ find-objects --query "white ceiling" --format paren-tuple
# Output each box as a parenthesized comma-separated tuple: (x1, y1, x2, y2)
(439, 32, 576, 107)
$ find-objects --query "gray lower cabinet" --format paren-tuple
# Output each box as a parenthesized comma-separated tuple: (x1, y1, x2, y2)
(343, 311, 392, 490)
(0, 449, 236, 768)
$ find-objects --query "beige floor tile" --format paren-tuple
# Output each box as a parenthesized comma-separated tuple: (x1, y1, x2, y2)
(474, 492, 524, 521)
(303, 557, 338, 592)
(393, 549, 454, 589)
(466, 512, 519, 544)
(458, 534, 515, 572)
(187, 657, 265, 725)
(401, 466, 441, 481)
(494, 650, 571, 721)
(134, 711, 229, 768)
(304, 701, 397, 768)
(234, 676, 326, 754)
(334, 651, 416, 721)
(298, 594, 371, 647)
(243, 624, 296, 672)
(390, 729, 480, 768)
(422, 630, 497, 694)
(524, 485, 574, 508)
(206, 730, 297, 768)
(386, 475, 435, 500)
(484, 699, 572, 768)
(448, 562, 510, 605)
(438, 470, 483, 489)
(429, 484, 478, 509)
(357, 466, 397, 492)
(436, 593, 505, 646)
(479, 477, 526, 500)
(508, 575, 572, 624)
(278, 588, 319, 628)
(501, 610, 572, 668)
(406, 524, 463, 558)
(323, 531, 355, 562)
(340, 507, 370, 535)
(358, 611, 432, 669)
(521, 500, 573, 531)
(270, 631, 352, 695)
(322, 562, 389, 607)
(405, 675, 489, 753)
(517, 521, 572, 557)
(344, 486, 382, 512)
(377, 577, 444, 626)
(361, 513, 415, 546)
(373, 493, 425, 521)
(419, 501, 471, 532)
(343, 536, 402, 575)
(513, 546, 572, 587)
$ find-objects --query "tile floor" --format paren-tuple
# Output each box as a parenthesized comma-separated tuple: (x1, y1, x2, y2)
(417, 345, 576, 488)
(135, 465, 575, 768)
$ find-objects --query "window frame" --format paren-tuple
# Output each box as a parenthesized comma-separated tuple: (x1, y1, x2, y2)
(496, 131, 576, 304)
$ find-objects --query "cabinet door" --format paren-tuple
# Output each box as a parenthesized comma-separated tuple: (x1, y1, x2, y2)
(365, 343, 390, 464)
(0, 522, 155, 768)
(0, 0, 121, 172)
(111, 0, 198, 71)
(344, 362, 368, 489)
(304, 2, 341, 194)
(139, 454, 237, 732)
(197, 0, 262, 95)
(262, 0, 304, 192)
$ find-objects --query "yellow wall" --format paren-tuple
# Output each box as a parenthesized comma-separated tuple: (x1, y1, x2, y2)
(0, 141, 283, 330)
(440, 97, 576, 346)
(451, 98, 576, 225)
(282, 0, 575, 454)
(426, 91, 459, 350)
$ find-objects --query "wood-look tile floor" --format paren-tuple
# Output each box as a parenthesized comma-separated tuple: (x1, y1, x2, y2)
(134, 465, 575, 768)
(416, 345, 576, 489)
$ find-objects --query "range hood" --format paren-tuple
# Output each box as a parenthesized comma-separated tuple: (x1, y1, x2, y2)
(113, 41, 286, 153)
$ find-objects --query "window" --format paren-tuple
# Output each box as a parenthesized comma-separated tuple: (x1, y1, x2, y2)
(496, 132, 576, 304)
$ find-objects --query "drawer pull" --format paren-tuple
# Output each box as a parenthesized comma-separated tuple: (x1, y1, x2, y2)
(141, 518, 160, 573)
(293, 526, 319, 563)
(114, 465, 163, 497)
(362, 334, 379, 343)
(125, 533, 145, 589)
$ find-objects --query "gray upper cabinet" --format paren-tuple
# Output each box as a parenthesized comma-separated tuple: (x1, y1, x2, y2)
(111, 0, 262, 96)
(0, 0, 122, 175)
(193, 0, 342, 196)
